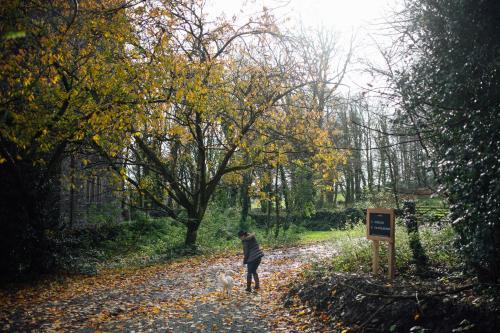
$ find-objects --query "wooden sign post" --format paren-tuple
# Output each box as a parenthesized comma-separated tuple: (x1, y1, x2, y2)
(366, 208, 395, 281)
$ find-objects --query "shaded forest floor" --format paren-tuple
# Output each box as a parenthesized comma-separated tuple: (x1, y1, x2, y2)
(0, 242, 339, 332)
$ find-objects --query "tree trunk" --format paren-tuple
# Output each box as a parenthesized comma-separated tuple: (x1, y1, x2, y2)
(333, 182, 338, 208)
(261, 180, 272, 213)
(228, 186, 238, 208)
(185, 220, 199, 247)
(274, 162, 280, 238)
(354, 131, 363, 202)
(279, 165, 291, 230)
(69, 154, 75, 227)
(184, 210, 202, 247)
(240, 171, 252, 228)
(386, 148, 400, 208)
(344, 167, 352, 207)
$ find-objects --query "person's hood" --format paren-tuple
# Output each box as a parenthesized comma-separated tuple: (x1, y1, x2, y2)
(242, 233, 256, 241)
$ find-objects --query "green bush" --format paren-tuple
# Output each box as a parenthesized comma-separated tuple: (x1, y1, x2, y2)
(354, 190, 398, 209)
(198, 207, 303, 251)
(52, 207, 313, 274)
(197, 207, 243, 251)
(256, 224, 303, 248)
(86, 203, 123, 225)
(418, 210, 450, 226)
(396, 0, 500, 282)
(303, 209, 364, 231)
(52, 215, 186, 272)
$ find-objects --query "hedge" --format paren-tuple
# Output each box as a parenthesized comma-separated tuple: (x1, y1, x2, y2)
(249, 208, 366, 231)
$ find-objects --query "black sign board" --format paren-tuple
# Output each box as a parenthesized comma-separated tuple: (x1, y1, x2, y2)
(366, 208, 394, 241)
(366, 208, 395, 280)
(369, 213, 391, 237)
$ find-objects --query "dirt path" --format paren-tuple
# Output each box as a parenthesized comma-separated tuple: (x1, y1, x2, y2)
(1, 243, 339, 332)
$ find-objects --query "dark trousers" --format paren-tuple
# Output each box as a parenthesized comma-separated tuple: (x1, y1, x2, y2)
(247, 257, 261, 281)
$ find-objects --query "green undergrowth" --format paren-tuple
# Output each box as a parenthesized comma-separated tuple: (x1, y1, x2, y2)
(328, 220, 461, 276)
(196, 207, 303, 252)
(56, 213, 186, 273)
(59, 208, 315, 274)
(57, 205, 459, 278)
(61, 195, 449, 275)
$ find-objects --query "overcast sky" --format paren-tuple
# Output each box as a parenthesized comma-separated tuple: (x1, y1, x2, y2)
(206, 0, 397, 31)
(205, 0, 403, 93)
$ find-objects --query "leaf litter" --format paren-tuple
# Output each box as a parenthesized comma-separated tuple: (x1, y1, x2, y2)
(0, 243, 339, 332)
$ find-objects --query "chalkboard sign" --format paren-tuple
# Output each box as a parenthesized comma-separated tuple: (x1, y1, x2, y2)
(370, 213, 391, 237)
(367, 208, 394, 241)
(367, 208, 395, 280)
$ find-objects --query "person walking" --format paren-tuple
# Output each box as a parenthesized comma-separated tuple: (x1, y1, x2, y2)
(238, 230, 264, 292)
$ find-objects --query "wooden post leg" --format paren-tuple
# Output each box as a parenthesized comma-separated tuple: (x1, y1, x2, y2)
(388, 240, 395, 281)
(372, 240, 380, 275)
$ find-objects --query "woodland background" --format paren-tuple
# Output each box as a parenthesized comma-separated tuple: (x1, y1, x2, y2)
(0, 0, 498, 288)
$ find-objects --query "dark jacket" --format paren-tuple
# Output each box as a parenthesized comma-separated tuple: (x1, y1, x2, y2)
(242, 233, 264, 264)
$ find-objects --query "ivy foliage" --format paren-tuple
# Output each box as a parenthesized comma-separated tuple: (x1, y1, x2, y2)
(397, 0, 500, 281)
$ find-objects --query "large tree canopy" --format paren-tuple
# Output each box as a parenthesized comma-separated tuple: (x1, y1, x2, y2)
(0, 0, 139, 276)
(101, 0, 347, 245)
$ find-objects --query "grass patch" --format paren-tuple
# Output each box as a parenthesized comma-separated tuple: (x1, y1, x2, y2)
(299, 225, 365, 244)
(417, 196, 447, 207)
(329, 221, 460, 275)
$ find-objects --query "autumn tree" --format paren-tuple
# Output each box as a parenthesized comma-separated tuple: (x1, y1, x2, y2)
(284, 28, 350, 214)
(93, 1, 298, 246)
(96, 0, 353, 244)
(0, 0, 138, 277)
